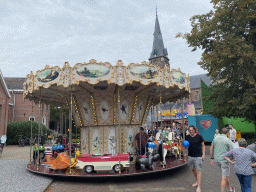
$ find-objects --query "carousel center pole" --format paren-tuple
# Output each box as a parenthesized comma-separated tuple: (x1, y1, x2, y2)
(29, 103, 33, 164)
(69, 90, 73, 174)
(118, 88, 121, 174)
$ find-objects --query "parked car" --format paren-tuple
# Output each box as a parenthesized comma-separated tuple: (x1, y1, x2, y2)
(76, 153, 130, 173)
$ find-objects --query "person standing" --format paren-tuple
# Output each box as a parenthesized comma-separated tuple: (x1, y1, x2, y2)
(229, 124, 236, 143)
(185, 125, 205, 192)
(214, 129, 220, 138)
(224, 138, 256, 192)
(162, 127, 169, 138)
(210, 127, 235, 192)
(135, 127, 148, 155)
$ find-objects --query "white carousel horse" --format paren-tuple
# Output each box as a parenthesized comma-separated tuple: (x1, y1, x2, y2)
(155, 132, 161, 141)
(172, 143, 182, 159)
(168, 132, 175, 141)
(162, 142, 171, 165)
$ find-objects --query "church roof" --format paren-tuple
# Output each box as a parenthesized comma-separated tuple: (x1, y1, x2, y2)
(190, 74, 212, 89)
(149, 13, 168, 60)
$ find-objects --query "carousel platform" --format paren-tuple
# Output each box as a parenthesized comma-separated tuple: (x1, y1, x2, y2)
(27, 156, 187, 178)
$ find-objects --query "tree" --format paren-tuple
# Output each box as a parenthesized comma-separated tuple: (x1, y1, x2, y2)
(179, 0, 256, 127)
(50, 104, 76, 134)
(7, 121, 52, 145)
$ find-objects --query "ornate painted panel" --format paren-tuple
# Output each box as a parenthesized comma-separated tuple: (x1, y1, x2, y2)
(130, 65, 158, 79)
(76, 64, 110, 78)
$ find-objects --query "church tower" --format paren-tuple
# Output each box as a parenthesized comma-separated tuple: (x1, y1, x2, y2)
(148, 10, 170, 69)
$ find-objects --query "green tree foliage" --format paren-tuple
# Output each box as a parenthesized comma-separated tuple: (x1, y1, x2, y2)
(7, 121, 52, 145)
(181, 0, 256, 126)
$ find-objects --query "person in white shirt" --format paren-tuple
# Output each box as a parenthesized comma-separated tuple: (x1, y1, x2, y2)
(229, 124, 236, 143)
(214, 129, 220, 138)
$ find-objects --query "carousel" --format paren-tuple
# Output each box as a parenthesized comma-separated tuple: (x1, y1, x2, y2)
(25, 59, 190, 177)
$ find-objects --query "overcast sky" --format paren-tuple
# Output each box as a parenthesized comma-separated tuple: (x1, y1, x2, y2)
(0, 0, 213, 78)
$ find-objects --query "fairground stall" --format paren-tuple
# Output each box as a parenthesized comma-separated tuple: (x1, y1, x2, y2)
(24, 59, 190, 177)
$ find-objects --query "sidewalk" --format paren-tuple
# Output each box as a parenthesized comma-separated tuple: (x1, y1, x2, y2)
(0, 145, 53, 192)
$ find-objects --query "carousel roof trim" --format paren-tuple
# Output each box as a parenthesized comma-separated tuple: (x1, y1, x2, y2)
(23, 60, 190, 105)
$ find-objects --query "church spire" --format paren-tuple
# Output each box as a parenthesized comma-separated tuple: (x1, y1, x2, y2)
(149, 8, 169, 69)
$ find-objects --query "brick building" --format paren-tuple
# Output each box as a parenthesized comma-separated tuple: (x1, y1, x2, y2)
(4, 77, 50, 128)
(0, 70, 10, 136)
(189, 74, 212, 114)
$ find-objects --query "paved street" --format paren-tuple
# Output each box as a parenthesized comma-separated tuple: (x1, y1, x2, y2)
(0, 145, 52, 192)
(2, 145, 256, 192)
(47, 146, 256, 192)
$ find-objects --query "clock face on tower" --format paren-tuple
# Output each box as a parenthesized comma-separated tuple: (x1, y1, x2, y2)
(100, 100, 109, 120)
(120, 100, 128, 120)
(82, 102, 90, 122)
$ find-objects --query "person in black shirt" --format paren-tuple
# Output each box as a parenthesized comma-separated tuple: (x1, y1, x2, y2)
(185, 125, 205, 192)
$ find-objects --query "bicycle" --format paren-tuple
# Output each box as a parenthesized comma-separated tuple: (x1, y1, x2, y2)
(0, 135, 7, 157)
(18, 135, 25, 147)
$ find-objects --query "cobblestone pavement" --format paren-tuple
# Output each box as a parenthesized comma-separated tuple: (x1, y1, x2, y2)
(1, 145, 31, 161)
(47, 146, 256, 192)
(0, 145, 53, 192)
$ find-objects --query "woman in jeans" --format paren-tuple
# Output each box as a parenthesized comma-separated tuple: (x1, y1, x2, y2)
(224, 138, 256, 192)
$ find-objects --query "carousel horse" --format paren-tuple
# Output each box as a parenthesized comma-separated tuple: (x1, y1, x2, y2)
(162, 141, 171, 165)
(155, 131, 166, 142)
(168, 131, 175, 141)
(172, 143, 183, 159)
(33, 144, 45, 163)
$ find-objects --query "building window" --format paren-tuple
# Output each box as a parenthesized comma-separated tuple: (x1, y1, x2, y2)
(161, 57, 164, 61)
(42, 117, 46, 125)
(195, 91, 201, 101)
(29, 115, 35, 121)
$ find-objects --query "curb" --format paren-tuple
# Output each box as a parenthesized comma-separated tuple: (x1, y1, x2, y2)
(40, 178, 54, 192)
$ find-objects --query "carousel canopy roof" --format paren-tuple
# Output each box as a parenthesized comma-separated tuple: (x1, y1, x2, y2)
(23, 60, 190, 105)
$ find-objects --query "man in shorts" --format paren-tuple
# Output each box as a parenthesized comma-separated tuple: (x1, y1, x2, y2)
(210, 127, 235, 192)
(185, 125, 205, 192)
